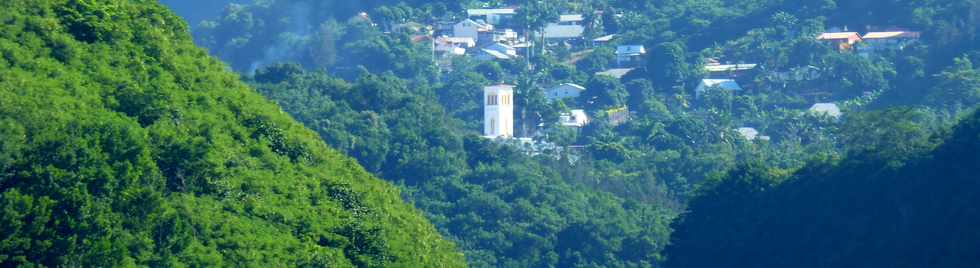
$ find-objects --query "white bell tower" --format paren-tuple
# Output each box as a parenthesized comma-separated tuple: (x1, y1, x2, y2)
(483, 84, 515, 138)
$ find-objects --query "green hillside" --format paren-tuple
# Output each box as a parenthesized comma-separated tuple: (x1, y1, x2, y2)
(665, 109, 980, 267)
(0, 0, 464, 266)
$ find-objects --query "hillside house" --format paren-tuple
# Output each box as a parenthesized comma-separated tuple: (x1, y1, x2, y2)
(434, 36, 475, 56)
(543, 24, 585, 43)
(695, 79, 742, 97)
(484, 42, 518, 57)
(809, 103, 842, 118)
(467, 8, 517, 25)
(593, 34, 616, 47)
(475, 48, 513, 61)
(559, 109, 590, 128)
(596, 68, 634, 80)
(616, 45, 646, 67)
(817, 32, 862, 51)
(454, 19, 493, 43)
(705, 63, 758, 79)
(735, 127, 770, 141)
(546, 83, 586, 101)
(493, 29, 520, 44)
(606, 107, 630, 126)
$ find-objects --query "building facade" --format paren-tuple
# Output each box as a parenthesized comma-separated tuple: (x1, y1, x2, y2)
(484, 85, 515, 138)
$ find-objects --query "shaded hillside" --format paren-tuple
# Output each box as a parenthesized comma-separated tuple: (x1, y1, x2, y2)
(665, 109, 980, 268)
(0, 0, 464, 266)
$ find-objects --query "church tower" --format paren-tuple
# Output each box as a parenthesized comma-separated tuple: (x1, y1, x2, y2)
(483, 84, 515, 138)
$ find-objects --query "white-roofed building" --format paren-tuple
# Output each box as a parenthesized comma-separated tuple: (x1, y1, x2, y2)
(592, 34, 616, 46)
(736, 127, 757, 140)
(543, 24, 585, 41)
(616, 45, 646, 67)
(596, 68, 634, 79)
(434, 36, 476, 56)
(695, 79, 743, 97)
(484, 42, 517, 57)
(546, 83, 586, 101)
(809, 103, 842, 118)
(475, 48, 513, 61)
(493, 28, 520, 44)
(859, 31, 921, 53)
(559, 109, 590, 127)
(705, 63, 758, 78)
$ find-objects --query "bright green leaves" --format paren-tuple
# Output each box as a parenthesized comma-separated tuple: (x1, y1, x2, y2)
(0, 1, 465, 266)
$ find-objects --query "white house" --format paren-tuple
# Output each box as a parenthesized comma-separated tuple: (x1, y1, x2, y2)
(809, 103, 842, 118)
(735, 127, 772, 141)
(467, 8, 517, 25)
(559, 109, 590, 128)
(484, 42, 517, 57)
(493, 29, 520, 44)
(616, 45, 646, 67)
(695, 79, 742, 97)
(435, 36, 476, 56)
(454, 19, 493, 42)
(546, 83, 586, 101)
(484, 85, 516, 138)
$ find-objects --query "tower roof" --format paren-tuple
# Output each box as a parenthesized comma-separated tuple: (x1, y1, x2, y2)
(485, 84, 515, 91)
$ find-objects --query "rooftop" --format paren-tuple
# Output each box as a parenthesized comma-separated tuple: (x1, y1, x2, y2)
(554, 83, 586, 91)
(862, 31, 921, 39)
(559, 14, 585, 22)
(616, 45, 647, 55)
(817, 32, 861, 40)
(809, 103, 842, 118)
(596, 68, 634, 79)
(467, 8, 517, 16)
(736, 127, 760, 140)
(593, 34, 616, 42)
(543, 24, 585, 39)
(700, 79, 743, 91)
(705, 63, 758, 73)
(480, 49, 512, 60)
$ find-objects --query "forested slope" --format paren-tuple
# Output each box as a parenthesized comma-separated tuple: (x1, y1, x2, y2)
(665, 109, 980, 267)
(0, 0, 464, 266)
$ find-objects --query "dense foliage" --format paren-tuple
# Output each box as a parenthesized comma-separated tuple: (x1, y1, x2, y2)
(252, 67, 674, 267)
(665, 109, 980, 267)
(0, 1, 464, 266)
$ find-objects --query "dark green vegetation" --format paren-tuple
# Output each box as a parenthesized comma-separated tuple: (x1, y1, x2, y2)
(666, 109, 980, 268)
(0, 0, 464, 266)
(252, 66, 673, 267)
(172, 0, 980, 267)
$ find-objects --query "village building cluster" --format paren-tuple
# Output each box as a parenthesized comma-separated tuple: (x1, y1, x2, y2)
(401, 7, 921, 145)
